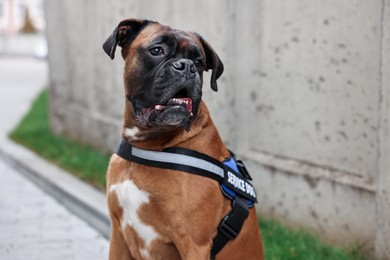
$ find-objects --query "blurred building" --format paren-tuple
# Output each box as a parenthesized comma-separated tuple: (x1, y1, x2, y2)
(0, 0, 45, 35)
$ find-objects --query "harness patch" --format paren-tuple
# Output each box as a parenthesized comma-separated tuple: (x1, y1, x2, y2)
(227, 171, 245, 191)
(221, 157, 256, 206)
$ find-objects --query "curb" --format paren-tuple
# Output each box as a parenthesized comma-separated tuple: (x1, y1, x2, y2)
(0, 138, 111, 239)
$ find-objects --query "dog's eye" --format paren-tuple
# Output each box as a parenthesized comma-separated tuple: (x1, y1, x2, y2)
(149, 47, 164, 56)
(194, 58, 204, 70)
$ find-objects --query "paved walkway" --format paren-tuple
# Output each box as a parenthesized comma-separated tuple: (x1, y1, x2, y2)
(0, 156, 109, 259)
(0, 37, 110, 259)
(0, 56, 47, 140)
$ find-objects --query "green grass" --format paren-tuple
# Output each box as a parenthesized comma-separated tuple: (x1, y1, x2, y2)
(10, 90, 110, 190)
(260, 218, 363, 260)
(10, 89, 364, 259)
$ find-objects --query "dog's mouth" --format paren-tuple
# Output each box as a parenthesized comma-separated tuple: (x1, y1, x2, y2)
(145, 97, 193, 117)
(135, 89, 195, 129)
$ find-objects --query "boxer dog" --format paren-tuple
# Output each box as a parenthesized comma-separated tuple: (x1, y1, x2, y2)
(103, 18, 264, 260)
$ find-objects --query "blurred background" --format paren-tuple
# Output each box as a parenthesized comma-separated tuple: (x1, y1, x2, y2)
(0, 0, 46, 57)
(1, 0, 390, 259)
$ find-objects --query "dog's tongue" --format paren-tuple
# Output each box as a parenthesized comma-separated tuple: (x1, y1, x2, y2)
(155, 98, 193, 116)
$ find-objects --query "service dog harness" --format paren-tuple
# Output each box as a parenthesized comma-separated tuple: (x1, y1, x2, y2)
(115, 139, 257, 259)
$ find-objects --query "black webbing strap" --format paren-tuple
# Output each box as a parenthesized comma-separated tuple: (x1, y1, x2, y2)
(115, 139, 257, 202)
(210, 197, 249, 259)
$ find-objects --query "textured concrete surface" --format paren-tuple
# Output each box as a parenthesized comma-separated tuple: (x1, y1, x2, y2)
(0, 156, 109, 260)
(376, 0, 390, 258)
(247, 0, 381, 179)
(0, 139, 111, 239)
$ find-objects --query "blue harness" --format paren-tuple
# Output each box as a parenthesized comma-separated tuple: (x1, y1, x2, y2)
(222, 157, 255, 207)
(115, 139, 257, 259)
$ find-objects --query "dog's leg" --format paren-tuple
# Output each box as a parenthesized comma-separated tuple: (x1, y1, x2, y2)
(109, 217, 134, 260)
(173, 235, 211, 260)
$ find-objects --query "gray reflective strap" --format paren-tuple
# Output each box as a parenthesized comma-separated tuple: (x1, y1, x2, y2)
(132, 146, 225, 178)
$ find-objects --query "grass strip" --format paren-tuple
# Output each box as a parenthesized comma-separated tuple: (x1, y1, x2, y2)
(10, 89, 363, 259)
(9, 90, 109, 190)
(260, 218, 363, 260)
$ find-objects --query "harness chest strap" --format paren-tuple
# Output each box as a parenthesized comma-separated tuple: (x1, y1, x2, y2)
(115, 139, 257, 203)
(114, 139, 257, 258)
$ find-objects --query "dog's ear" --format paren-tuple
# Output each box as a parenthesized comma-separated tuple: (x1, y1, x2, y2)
(197, 34, 224, 92)
(103, 19, 151, 60)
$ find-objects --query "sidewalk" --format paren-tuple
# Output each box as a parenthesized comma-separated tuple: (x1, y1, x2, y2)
(0, 37, 110, 259)
(0, 155, 109, 259)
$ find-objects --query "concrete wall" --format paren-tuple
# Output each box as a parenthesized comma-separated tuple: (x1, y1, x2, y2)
(376, 1, 390, 258)
(44, 0, 390, 257)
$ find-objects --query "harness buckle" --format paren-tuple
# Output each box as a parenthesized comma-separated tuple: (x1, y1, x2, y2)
(236, 159, 252, 181)
(218, 197, 249, 240)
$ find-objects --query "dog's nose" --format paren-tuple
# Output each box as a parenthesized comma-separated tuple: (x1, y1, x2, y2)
(173, 59, 196, 74)
(173, 60, 186, 70)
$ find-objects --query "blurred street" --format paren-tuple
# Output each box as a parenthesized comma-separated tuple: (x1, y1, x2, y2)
(0, 36, 109, 259)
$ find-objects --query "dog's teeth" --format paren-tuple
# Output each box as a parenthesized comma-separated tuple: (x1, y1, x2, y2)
(155, 105, 165, 110)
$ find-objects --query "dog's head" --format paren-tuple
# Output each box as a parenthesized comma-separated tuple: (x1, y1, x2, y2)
(103, 19, 223, 132)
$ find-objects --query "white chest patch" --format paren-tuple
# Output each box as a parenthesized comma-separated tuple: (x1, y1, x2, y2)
(110, 180, 159, 254)
(123, 127, 142, 141)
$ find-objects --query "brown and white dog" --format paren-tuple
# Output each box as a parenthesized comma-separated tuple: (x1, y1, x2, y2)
(103, 18, 264, 260)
